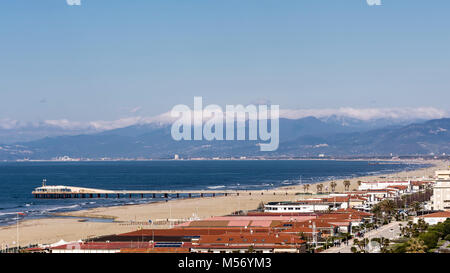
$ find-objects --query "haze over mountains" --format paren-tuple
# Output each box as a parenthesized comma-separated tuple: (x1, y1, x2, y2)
(0, 115, 449, 160)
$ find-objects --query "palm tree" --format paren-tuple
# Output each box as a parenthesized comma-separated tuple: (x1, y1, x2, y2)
(405, 238, 426, 253)
(372, 199, 397, 224)
(303, 184, 310, 193)
(353, 238, 369, 253)
(316, 184, 323, 194)
(380, 199, 396, 216)
(343, 180, 351, 192)
(411, 201, 422, 216)
(330, 181, 337, 193)
(371, 204, 382, 221)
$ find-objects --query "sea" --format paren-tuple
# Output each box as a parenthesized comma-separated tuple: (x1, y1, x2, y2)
(0, 160, 428, 226)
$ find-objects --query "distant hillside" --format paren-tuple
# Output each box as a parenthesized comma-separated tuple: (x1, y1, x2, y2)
(0, 118, 449, 160)
(278, 118, 450, 156)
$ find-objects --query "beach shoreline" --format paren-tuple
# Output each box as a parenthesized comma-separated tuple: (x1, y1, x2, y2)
(0, 159, 447, 248)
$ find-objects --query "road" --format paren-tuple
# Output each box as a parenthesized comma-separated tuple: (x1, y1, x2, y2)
(322, 221, 405, 253)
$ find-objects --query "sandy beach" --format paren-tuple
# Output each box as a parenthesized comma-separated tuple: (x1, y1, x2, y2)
(0, 159, 448, 248)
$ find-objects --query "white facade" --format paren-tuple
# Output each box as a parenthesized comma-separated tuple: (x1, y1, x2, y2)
(358, 181, 410, 191)
(413, 212, 450, 225)
(414, 217, 448, 225)
(432, 170, 450, 211)
(52, 249, 120, 253)
(264, 202, 331, 213)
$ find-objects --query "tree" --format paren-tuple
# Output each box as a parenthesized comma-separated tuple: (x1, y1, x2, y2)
(416, 219, 429, 234)
(401, 219, 428, 238)
(371, 199, 397, 224)
(247, 245, 255, 253)
(316, 184, 323, 194)
(419, 231, 440, 250)
(379, 199, 396, 216)
(371, 204, 382, 220)
(380, 238, 391, 253)
(411, 201, 422, 216)
(370, 237, 391, 253)
(303, 184, 310, 193)
(330, 181, 337, 193)
(343, 180, 351, 192)
(353, 238, 369, 253)
(405, 237, 426, 253)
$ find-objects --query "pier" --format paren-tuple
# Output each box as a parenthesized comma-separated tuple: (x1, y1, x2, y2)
(32, 181, 294, 199)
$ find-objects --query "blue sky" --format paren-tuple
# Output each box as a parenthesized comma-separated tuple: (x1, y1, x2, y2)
(1, 0, 449, 127)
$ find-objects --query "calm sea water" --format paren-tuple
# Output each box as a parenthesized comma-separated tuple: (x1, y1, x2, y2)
(0, 160, 426, 225)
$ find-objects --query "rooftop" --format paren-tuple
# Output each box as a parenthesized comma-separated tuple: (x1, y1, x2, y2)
(419, 211, 450, 218)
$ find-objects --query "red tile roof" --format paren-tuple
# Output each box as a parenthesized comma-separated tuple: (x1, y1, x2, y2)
(52, 242, 153, 250)
(119, 227, 272, 237)
(197, 233, 305, 245)
(419, 211, 450, 218)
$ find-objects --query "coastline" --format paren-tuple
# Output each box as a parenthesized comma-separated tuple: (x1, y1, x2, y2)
(0, 159, 447, 248)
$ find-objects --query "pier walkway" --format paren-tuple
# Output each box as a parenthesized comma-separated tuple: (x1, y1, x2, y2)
(32, 184, 295, 199)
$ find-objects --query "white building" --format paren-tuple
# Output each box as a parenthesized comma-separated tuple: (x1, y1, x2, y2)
(264, 201, 334, 213)
(358, 181, 410, 191)
(432, 170, 450, 211)
(414, 211, 450, 225)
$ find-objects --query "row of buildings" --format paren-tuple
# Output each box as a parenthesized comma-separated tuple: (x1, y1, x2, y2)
(25, 170, 450, 253)
(27, 208, 374, 253)
(264, 179, 434, 214)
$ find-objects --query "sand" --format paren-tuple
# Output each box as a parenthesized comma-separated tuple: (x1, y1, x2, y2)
(0, 159, 448, 248)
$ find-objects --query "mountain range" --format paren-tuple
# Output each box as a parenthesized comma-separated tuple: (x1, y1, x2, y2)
(0, 117, 449, 160)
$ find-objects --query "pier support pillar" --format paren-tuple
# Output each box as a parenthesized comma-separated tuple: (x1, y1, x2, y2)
(105, 194, 108, 198)
(129, 194, 132, 198)
(97, 194, 101, 198)
(89, 194, 93, 198)
(141, 194, 144, 198)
